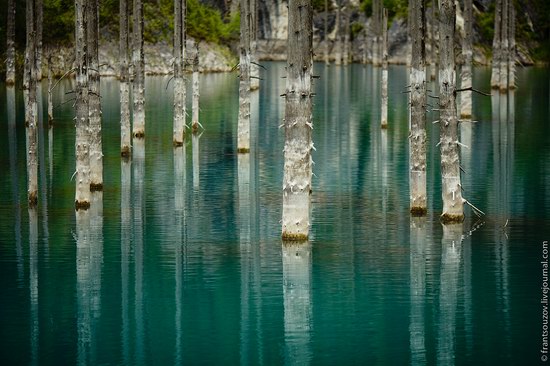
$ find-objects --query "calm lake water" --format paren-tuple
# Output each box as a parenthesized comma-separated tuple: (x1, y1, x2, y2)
(1, 63, 550, 365)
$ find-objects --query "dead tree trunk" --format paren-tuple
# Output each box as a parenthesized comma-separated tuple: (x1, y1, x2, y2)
(343, 7, 350, 65)
(430, 1, 438, 80)
(409, 0, 427, 215)
(324, 0, 329, 65)
(36, 0, 43, 80)
(334, 1, 342, 65)
(47, 55, 54, 126)
(250, 0, 260, 90)
(381, 8, 388, 128)
(132, 0, 145, 138)
(491, 0, 502, 89)
(281, 0, 314, 240)
(6, 0, 16, 85)
(237, 0, 251, 153)
(372, 0, 381, 66)
(88, 0, 103, 191)
(120, 0, 131, 156)
(192, 41, 200, 132)
(498, 0, 509, 93)
(508, 2, 516, 90)
(460, 0, 473, 118)
(25, 0, 38, 206)
(439, 0, 463, 222)
(75, 0, 91, 210)
(173, 0, 186, 146)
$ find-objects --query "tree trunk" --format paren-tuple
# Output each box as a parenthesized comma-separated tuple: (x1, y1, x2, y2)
(47, 54, 54, 126)
(430, 1, 438, 80)
(36, 0, 43, 80)
(6, 0, 16, 85)
(343, 9, 350, 65)
(491, 0, 502, 89)
(381, 8, 388, 128)
(409, 0, 427, 215)
(173, 0, 186, 146)
(334, 1, 342, 65)
(75, 0, 91, 210)
(499, 0, 509, 93)
(250, 0, 260, 90)
(439, 0, 463, 222)
(460, 0, 473, 118)
(88, 0, 103, 191)
(237, 0, 251, 153)
(192, 41, 200, 132)
(324, 0, 329, 65)
(120, 0, 132, 156)
(508, 2, 516, 90)
(281, 0, 313, 240)
(25, 0, 38, 207)
(372, 0, 381, 66)
(132, 0, 145, 138)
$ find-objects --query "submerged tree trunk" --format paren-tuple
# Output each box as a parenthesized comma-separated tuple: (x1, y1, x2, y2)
(47, 55, 54, 126)
(120, 0, 131, 156)
(324, 0, 329, 65)
(334, 1, 342, 65)
(132, 0, 145, 138)
(173, 0, 186, 145)
(381, 8, 388, 128)
(192, 42, 200, 132)
(250, 0, 260, 90)
(460, 0, 473, 118)
(25, 0, 38, 207)
(343, 9, 350, 65)
(498, 0, 509, 93)
(88, 0, 103, 191)
(237, 0, 251, 153)
(491, 0, 502, 89)
(6, 0, 16, 85)
(36, 0, 43, 80)
(409, 0, 427, 215)
(75, 0, 91, 210)
(281, 0, 314, 240)
(372, 0, 381, 66)
(439, 0, 463, 222)
(508, 2, 516, 90)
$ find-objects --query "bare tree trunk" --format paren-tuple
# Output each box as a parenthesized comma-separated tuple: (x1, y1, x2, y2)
(439, 0, 463, 222)
(192, 41, 200, 132)
(173, 0, 186, 146)
(491, 0, 502, 89)
(324, 0, 329, 65)
(75, 0, 91, 210)
(508, 2, 516, 90)
(372, 0, 381, 66)
(132, 0, 145, 138)
(35, 0, 43, 80)
(460, 0, 473, 118)
(47, 54, 54, 126)
(25, 0, 38, 207)
(499, 0, 509, 93)
(281, 0, 313, 240)
(334, 1, 342, 65)
(406, 0, 412, 67)
(430, 1, 438, 80)
(381, 8, 388, 128)
(409, 0, 427, 215)
(120, 0, 131, 156)
(343, 8, 350, 65)
(88, 0, 103, 191)
(6, 0, 16, 85)
(250, 0, 260, 90)
(237, 0, 251, 153)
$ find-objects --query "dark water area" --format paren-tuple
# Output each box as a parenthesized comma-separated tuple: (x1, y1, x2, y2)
(0, 63, 549, 365)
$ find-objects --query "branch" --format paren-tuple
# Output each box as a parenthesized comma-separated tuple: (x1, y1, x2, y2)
(165, 76, 174, 90)
(54, 98, 76, 110)
(454, 86, 491, 96)
(250, 61, 267, 70)
(50, 67, 77, 93)
(463, 198, 485, 217)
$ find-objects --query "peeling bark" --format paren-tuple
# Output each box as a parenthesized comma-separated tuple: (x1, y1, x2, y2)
(250, 0, 260, 90)
(36, 0, 43, 80)
(173, 0, 186, 145)
(192, 42, 200, 132)
(238, 0, 251, 153)
(343, 9, 350, 65)
(75, 0, 91, 210)
(282, 0, 313, 240)
(334, 1, 342, 65)
(6, 0, 16, 85)
(47, 55, 54, 126)
(508, 2, 516, 90)
(88, 0, 103, 191)
(120, 0, 131, 156)
(498, 0, 509, 93)
(25, 0, 38, 207)
(430, 1, 438, 81)
(439, 0, 463, 222)
(132, 0, 145, 138)
(460, 0, 473, 118)
(491, 0, 502, 89)
(372, 0, 382, 66)
(381, 8, 388, 128)
(409, 0, 427, 215)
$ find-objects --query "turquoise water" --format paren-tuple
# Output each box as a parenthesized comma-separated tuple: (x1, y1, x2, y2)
(1, 63, 549, 365)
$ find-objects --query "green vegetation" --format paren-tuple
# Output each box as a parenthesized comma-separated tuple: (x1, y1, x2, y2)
(359, 0, 408, 20)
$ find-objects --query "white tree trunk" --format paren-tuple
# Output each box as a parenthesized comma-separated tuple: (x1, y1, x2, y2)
(324, 0, 329, 65)
(491, 0, 502, 89)
(25, 0, 38, 207)
(381, 8, 388, 128)
(250, 0, 260, 90)
(409, 0, 427, 215)
(88, 0, 103, 191)
(47, 55, 54, 126)
(372, 0, 381, 66)
(409, 217, 427, 364)
(460, 0, 473, 118)
(238, 0, 251, 153)
(498, 0, 509, 93)
(132, 0, 145, 138)
(282, 0, 314, 240)
(430, 2, 438, 80)
(75, 0, 91, 210)
(508, 2, 516, 90)
(6, 0, 16, 85)
(120, 0, 131, 156)
(334, 2, 342, 65)
(36, 0, 43, 80)
(192, 133, 200, 189)
(343, 10, 350, 65)
(439, 0, 463, 222)
(173, 0, 186, 145)
(192, 42, 200, 132)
